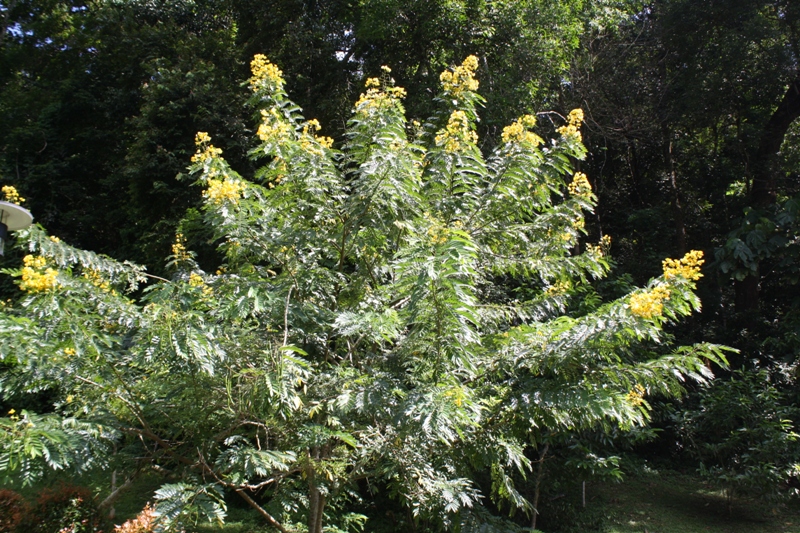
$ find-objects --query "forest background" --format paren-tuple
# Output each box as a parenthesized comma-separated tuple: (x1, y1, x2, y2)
(0, 0, 799, 531)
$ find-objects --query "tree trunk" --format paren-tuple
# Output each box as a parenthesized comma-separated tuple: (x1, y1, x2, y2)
(307, 446, 327, 533)
(736, 71, 800, 312)
(750, 72, 800, 209)
(530, 443, 549, 531)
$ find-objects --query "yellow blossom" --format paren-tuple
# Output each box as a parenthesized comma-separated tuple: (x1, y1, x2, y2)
(501, 115, 542, 146)
(204, 178, 245, 204)
(568, 172, 592, 197)
(2, 185, 25, 204)
(435, 110, 477, 152)
(83, 268, 113, 293)
(629, 285, 671, 318)
(50, 236, 60, 243)
(172, 233, 191, 262)
(188, 272, 204, 287)
(257, 108, 293, 144)
(20, 255, 60, 293)
(626, 384, 646, 407)
(63, 347, 76, 356)
(662, 250, 704, 281)
(440, 55, 480, 97)
(195, 131, 211, 145)
(191, 143, 223, 163)
(557, 108, 585, 141)
(354, 77, 406, 116)
(587, 235, 611, 257)
(545, 280, 571, 296)
(249, 54, 284, 89)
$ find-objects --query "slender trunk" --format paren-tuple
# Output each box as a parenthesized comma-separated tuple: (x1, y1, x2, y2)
(530, 443, 549, 531)
(307, 446, 327, 533)
(661, 123, 687, 255)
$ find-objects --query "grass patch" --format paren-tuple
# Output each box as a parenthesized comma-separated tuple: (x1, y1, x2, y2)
(590, 469, 800, 533)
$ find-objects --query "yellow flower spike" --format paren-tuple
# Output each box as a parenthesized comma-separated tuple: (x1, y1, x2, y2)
(195, 132, 211, 145)
(2, 185, 24, 204)
(365, 77, 380, 88)
(568, 172, 592, 197)
(630, 285, 671, 319)
(249, 54, 284, 89)
(172, 233, 191, 262)
(188, 272, 204, 287)
(501, 115, 544, 147)
(435, 110, 477, 152)
(663, 250, 705, 281)
(19, 255, 60, 293)
(203, 178, 245, 205)
(380, 65, 392, 73)
(440, 55, 480, 97)
(557, 108, 585, 141)
(626, 384, 646, 407)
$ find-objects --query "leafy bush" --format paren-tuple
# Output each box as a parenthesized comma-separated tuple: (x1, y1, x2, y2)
(677, 369, 800, 503)
(21, 484, 106, 533)
(114, 504, 155, 533)
(0, 489, 28, 533)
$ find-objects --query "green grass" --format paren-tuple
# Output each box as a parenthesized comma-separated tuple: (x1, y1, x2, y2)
(588, 470, 800, 533)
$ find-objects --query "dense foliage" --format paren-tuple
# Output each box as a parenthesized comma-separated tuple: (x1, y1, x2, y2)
(2, 0, 800, 529)
(0, 54, 727, 531)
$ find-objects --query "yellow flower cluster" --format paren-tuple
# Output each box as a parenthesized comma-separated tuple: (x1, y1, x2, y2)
(440, 55, 480, 96)
(257, 108, 293, 144)
(586, 234, 612, 257)
(630, 285, 671, 318)
(172, 233, 191, 262)
(249, 54, 284, 89)
(20, 255, 60, 293)
(545, 280, 571, 296)
(204, 178, 245, 204)
(2, 185, 24, 204)
(83, 269, 113, 293)
(662, 250, 704, 281)
(195, 132, 211, 145)
(568, 172, 592, 197)
(299, 118, 334, 154)
(626, 384, 646, 407)
(501, 115, 543, 146)
(188, 272, 204, 287)
(557, 108, 585, 141)
(354, 78, 407, 116)
(191, 140, 223, 163)
(426, 224, 449, 245)
(435, 110, 478, 153)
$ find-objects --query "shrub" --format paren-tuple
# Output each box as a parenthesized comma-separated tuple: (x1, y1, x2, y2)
(114, 504, 156, 533)
(678, 369, 800, 503)
(21, 484, 106, 533)
(0, 489, 29, 533)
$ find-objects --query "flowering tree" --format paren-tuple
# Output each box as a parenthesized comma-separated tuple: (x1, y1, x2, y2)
(0, 55, 725, 532)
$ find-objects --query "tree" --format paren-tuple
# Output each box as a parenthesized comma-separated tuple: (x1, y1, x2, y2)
(0, 55, 726, 532)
